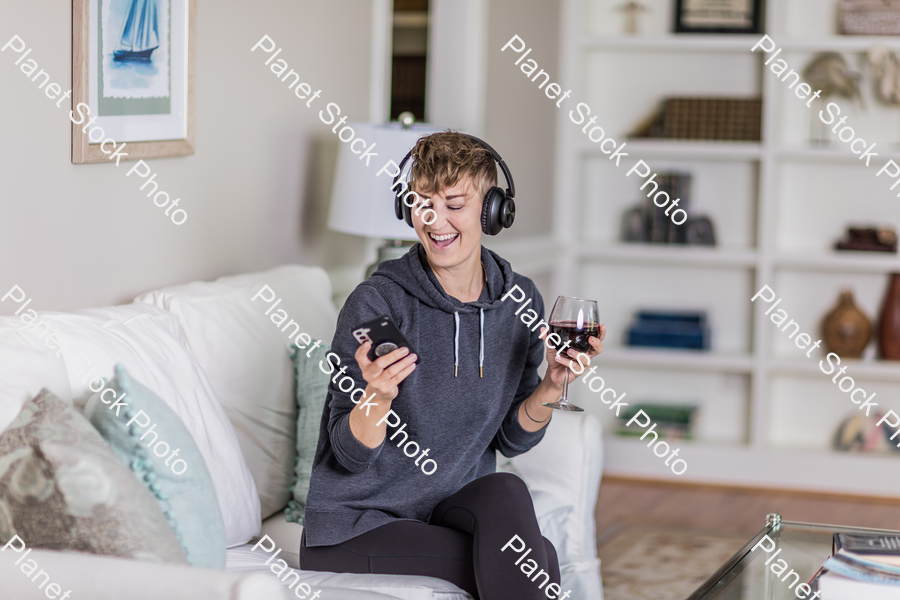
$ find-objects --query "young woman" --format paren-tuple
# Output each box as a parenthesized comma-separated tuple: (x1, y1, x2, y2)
(301, 132, 605, 600)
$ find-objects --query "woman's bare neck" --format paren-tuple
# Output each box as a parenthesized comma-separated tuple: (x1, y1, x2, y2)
(431, 254, 484, 304)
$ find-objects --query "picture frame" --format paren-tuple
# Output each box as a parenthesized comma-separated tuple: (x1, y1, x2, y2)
(72, 0, 196, 164)
(674, 0, 764, 34)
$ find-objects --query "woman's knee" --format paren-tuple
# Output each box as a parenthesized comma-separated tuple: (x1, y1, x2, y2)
(477, 471, 530, 499)
(433, 472, 533, 527)
(542, 536, 559, 569)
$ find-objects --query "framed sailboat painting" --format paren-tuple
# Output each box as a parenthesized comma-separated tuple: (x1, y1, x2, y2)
(72, 0, 196, 163)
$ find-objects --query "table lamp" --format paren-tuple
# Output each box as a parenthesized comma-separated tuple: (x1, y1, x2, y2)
(327, 113, 441, 278)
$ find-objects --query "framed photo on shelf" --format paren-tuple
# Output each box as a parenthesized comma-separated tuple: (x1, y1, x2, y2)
(674, 0, 764, 34)
(72, 0, 196, 164)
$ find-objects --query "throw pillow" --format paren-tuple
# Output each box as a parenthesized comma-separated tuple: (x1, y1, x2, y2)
(44, 304, 260, 547)
(285, 344, 331, 524)
(84, 364, 227, 568)
(0, 389, 187, 564)
(134, 265, 338, 521)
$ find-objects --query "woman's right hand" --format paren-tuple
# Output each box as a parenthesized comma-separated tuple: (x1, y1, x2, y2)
(355, 342, 418, 403)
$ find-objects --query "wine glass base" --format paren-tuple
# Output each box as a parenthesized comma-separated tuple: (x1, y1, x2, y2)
(542, 402, 585, 412)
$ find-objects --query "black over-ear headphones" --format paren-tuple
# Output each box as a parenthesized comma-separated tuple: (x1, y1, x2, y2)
(392, 134, 516, 236)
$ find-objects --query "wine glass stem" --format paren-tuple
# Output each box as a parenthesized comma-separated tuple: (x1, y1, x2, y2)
(560, 373, 569, 405)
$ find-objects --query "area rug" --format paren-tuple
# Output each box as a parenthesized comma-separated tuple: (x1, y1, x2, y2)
(597, 524, 749, 600)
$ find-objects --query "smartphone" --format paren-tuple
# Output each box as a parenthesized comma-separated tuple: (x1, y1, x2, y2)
(351, 315, 418, 363)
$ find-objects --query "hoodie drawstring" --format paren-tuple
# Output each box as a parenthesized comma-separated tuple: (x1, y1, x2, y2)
(454, 312, 460, 378)
(479, 308, 485, 379)
(453, 309, 485, 378)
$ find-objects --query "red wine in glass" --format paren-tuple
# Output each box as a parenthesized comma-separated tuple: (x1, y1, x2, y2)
(543, 296, 601, 412)
(550, 322, 600, 354)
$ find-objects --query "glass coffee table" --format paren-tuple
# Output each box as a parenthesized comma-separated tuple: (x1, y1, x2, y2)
(687, 513, 900, 599)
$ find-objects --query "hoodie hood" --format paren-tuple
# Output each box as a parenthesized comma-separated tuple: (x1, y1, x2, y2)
(371, 243, 516, 314)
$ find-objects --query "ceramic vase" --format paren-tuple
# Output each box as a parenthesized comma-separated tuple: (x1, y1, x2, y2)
(822, 289, 871, 358)
(880, 273, 900, 360)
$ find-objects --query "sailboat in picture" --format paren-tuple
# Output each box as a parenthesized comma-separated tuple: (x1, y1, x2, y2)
(113, 0, 159, 62)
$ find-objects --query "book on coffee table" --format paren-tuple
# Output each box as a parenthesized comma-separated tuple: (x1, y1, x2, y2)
(814, 533, 900, 598)
(835, 532, 900, 567)
(818, 569, 900, 599)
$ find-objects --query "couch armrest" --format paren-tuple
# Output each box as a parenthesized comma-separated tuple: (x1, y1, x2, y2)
(0, 548, 288, 600)
(503, 412, 604, 599)
(0, 548, 408, 600)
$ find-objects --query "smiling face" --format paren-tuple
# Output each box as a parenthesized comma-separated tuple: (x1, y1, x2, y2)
(412, 176, 484, 271)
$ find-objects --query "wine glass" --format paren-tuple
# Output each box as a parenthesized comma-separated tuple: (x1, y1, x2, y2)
(542, 295, 600, 412)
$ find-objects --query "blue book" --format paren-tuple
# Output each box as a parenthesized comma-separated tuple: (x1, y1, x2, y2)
(627, 310, 709, 350)
(824, 554, 900, 584)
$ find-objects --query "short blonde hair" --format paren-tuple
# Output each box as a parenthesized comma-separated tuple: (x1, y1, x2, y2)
(409, 131, 497, 198)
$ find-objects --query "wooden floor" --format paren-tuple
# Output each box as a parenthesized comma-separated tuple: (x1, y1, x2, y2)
(595, 476, 900, 540)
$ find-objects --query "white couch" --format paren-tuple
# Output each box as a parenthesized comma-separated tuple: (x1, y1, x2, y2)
(0, 266, 603, 600)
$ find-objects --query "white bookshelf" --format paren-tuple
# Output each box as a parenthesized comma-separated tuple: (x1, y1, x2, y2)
(550, 0, 900, 497)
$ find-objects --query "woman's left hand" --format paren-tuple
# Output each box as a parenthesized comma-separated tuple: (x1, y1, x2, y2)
(540, 324, 607, 389)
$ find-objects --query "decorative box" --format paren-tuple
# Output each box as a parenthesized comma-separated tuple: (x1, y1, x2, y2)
(839, 0, 900, 35)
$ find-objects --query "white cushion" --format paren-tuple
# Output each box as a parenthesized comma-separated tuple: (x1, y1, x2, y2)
(227, 544, 471, 600)
(0, 317, 71, 433)
(135, 265, 338, 520)
(0, 547, 288, 600)
(259, 512, 305, 569)
(505, 412, 604, 600)
(33, 303, 261, 548)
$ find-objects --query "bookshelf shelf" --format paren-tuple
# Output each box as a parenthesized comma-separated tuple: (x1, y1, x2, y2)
(579, 244, 758, 268)
(576, 35, 900, 54)
(553, 0, 900, 497)
(777, 147, 900, 164)
(769, 357, 900, 381)
(578, 34, 765, 53)
(604, 439, 900, 497)
(774, 252, 900, 274)
(580, 139, 763, 161)
(601, 347, 754, 373)
(780, 37, 900, 52)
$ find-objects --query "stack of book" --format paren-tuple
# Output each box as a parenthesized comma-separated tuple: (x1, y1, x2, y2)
(626, 310, 710, 350)
(616, 403, 698, 440)
(620, 172, 697, 244)
(647, 172, 691, 244)
(810, 533, 900, 598)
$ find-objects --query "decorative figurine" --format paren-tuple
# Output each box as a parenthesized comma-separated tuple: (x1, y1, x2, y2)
(879, 273, 900, 360)
(804, 52, 864, 102)
(621, 207, 648, 242)
(868, 46, 900, 105)
(803, 53, 863, 144)
(616, 1, 650, 35)
(833, 412, 900, 453)
(685, 217, 716, 246)
(822, 289, 872, 358)
(835, 226, 898, 253)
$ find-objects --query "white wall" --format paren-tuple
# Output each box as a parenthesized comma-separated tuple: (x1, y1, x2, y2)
(484, 0, 559, 241)
(0, 1, 373, 313)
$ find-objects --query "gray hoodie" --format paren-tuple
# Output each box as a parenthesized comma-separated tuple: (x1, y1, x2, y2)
(303, 243, 548, 547)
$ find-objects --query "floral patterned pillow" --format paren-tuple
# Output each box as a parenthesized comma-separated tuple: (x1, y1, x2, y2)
(0, 389, 187, 563)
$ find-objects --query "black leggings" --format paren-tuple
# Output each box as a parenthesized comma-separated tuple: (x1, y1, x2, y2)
(299, 472, 560, 600)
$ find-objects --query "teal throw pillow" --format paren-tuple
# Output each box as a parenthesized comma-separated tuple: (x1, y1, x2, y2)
(84, 364, 226, 568)
(286, 344, 331, 524)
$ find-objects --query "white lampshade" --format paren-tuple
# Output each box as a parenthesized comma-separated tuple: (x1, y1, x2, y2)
(327, 122, 442, 241)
